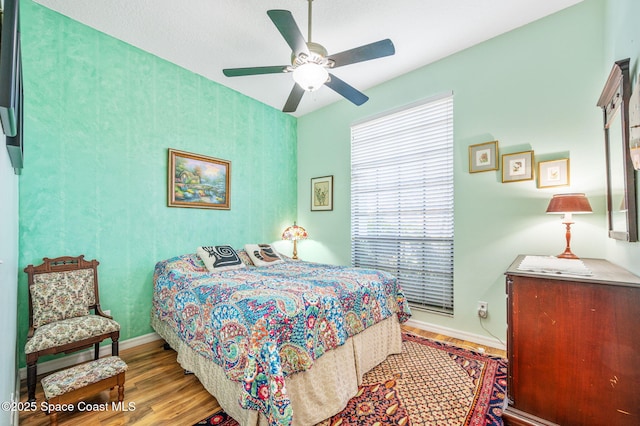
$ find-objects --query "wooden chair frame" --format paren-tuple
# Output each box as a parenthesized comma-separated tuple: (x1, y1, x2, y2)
(24, 255, 119, 402)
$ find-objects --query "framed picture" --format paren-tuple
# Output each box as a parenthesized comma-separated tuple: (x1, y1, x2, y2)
(631, 146, 640, 170)
(167, 148, 231, 209)
(502, 150, 534, 183)
(538, 158, 570, 188)
(468, 140, 499, 173)
(311, 175, 333, 211)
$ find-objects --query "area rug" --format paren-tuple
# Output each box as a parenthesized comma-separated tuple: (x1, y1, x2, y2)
(195, 333, 507, 425)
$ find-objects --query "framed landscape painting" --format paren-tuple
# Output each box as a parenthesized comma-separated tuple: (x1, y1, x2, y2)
(311, 175, 333, 211)
(167, 148, 231, 209)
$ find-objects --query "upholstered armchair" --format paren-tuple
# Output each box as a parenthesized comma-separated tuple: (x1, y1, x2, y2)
(24, 255, 120, 402)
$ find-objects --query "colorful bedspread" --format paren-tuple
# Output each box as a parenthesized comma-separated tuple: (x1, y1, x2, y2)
(152, 254, 411, 426)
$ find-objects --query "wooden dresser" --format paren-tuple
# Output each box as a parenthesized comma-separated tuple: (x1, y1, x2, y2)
(504, 255, 640, 426)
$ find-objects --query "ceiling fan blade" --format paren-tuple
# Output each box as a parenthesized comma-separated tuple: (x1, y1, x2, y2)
(223, 66, 289, 77)
(283, 84, 305, 113)
(325, 74, 369, 106)
(327, 39, 395, 68)
(267, 10, 309, 57)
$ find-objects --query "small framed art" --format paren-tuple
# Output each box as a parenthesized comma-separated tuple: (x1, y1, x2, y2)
(468, 140, 498, 173)
(311, 175, 333, 211)
(631, 146, 640, 170)
(168, 148, 231, 209)
(538, 158, 569, 188)
(502, 151, 534, 183)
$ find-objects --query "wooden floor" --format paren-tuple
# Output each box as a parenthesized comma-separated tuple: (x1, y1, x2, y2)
(19, 327, 505, 426)
(401, 324, 505, 358)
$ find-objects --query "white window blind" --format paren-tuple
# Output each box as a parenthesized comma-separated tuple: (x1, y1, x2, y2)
(350, 94, 454, 314)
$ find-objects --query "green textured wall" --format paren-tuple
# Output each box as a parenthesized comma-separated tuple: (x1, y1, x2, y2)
(17, 1, 297, 366)
(297, 0, 608, 342)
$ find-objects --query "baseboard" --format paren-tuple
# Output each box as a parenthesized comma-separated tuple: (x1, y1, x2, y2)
(18, 332, 162, 380)
(404, 318, 506, 351)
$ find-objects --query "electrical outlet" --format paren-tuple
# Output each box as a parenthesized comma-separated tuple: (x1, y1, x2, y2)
(477, 301, 488, 318)
(104, 309, 111, 316)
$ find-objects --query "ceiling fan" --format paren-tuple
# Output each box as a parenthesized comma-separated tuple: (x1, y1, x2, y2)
(222, 0, 395, 113)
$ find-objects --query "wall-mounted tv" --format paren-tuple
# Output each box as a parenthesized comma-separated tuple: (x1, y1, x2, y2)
(1, 0, 23, 172)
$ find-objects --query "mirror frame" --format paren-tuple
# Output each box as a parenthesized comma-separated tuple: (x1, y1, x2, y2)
(597, 58, 638, 242)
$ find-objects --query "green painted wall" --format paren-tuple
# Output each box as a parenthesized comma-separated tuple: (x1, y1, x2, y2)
(17, 1, 297, 366)
(297, 0, 612, 342)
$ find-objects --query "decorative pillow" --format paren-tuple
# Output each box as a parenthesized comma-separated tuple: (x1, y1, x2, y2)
(197, 245, 246, 272)
(244, 244, 284, 267)
(236, 249, 255, 267)
(31, 270, 92, 328)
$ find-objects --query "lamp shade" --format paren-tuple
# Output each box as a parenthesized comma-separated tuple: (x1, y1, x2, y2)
(546, 193, 593, 215)
(282, 222, 308, 241)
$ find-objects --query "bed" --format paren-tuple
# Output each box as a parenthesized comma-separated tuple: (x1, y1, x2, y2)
(151, 250, 411, 425)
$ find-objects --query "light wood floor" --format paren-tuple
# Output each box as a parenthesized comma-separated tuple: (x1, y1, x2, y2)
(19, 327, 505, 426)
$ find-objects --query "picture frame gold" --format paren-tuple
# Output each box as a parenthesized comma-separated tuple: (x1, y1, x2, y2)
(631, 145, 640, 171)
(502, 150, 534, 183)
(538, 158, 569, 188)
(311, 175, 333, 211)
(167, 148, 231, 210)
(468, 140, 499, 173)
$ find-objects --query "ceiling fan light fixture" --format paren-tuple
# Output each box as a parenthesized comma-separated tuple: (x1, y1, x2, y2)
(292, 63, 328, 92)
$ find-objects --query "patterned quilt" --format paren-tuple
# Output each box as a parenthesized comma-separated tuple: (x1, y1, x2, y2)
(152, 254, 411, 426)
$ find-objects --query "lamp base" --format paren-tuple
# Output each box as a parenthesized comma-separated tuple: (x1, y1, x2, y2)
(557, 221, 579, 259)
(557, 250, 579, 260)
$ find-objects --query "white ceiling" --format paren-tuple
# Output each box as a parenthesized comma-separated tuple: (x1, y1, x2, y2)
(33, 0, 582, 116)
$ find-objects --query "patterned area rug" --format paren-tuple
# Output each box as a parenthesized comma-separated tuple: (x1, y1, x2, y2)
(195, 333, 507, 426)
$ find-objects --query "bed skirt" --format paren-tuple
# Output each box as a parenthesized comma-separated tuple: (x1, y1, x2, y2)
(151, 314, 402, 425)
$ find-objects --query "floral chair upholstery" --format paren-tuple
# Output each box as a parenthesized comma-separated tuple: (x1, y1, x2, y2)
(24, 255, 120, 402)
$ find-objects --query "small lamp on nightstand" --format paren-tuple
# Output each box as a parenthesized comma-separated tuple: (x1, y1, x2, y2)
(282, 222, 308, 260)
(546, 193, 593, 259)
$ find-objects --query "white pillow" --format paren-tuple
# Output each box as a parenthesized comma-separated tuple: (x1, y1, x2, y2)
(244, 244, 284, 267)
(196, 245, 246, 272)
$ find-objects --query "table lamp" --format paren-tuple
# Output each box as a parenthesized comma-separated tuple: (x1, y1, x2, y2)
(546, 193, 593, 259)
(282, 222, 308, 260)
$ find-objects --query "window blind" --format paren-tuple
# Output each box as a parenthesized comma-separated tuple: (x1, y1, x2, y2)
(350, 94, 454, 314)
